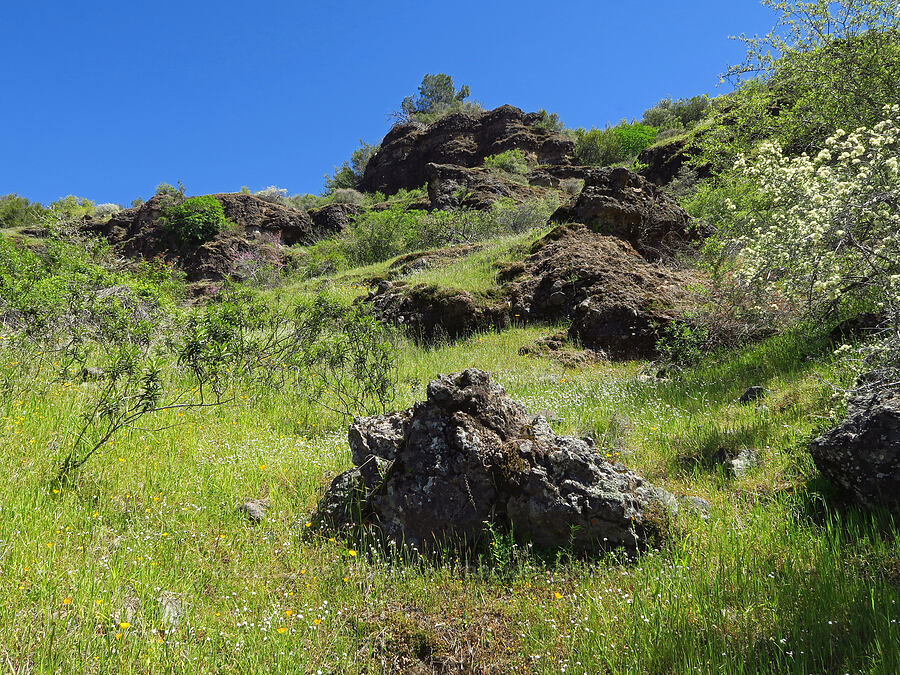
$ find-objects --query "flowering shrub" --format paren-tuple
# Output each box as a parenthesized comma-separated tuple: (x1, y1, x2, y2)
(713, 105, 900, 384)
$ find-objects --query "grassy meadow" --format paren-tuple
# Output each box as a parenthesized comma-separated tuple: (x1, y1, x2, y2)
(0, 239, 897, 674)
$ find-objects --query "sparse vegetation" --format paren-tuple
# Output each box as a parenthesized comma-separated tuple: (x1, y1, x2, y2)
(161, 195, 230, 245)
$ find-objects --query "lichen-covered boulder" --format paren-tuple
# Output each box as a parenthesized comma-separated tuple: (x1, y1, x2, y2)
(810, 390, 900, 512)
(311, 369, 675, 552)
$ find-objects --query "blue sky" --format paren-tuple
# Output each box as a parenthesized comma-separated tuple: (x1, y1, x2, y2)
(1, 1, 775, 206)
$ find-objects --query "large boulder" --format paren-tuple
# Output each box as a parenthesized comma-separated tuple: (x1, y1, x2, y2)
(505, 224, 695, 358)
(363, 281, 510, 343)
(550, 167, 693, 261)
(360, 105, 575, 196)
(637, 138, 710, 187)
(809, 390, 900, 512)
(312, 369, 675, 553)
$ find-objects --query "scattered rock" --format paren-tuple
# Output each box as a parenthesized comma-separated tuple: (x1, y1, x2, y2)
(158, 592, 188, 629)
(361, 105, 574, 196)
(809, 389, 900, 512)
(83, 193, 330, 281)
(389, 243, 484, 277)
(518, 331, 607, 368)
(364, 281, 509, 343)
(738, 386, 767, 404)
(550, 167, 693, 261)
(677, 495, 711, 520)
(712, 447, 760, 478)
(311, 368, 676, 553)
(238, 498, 269, 524)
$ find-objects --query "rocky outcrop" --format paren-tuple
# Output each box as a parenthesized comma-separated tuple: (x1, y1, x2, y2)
(426, 163, 551, 210)
(364, 281, 509, 343)
(550, 167, 693, 261)
(637, 138, 709, 187)
(809, 390, 900, 512)
(83, 193, 327, 281)
(308, 203, 361, 236)
(312, 369, 675, 553)
(361, 105, 575, 196)
(506, 224, 694, 358)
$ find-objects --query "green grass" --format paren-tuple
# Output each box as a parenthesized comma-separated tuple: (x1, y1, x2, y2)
(0, 250, 898, 673)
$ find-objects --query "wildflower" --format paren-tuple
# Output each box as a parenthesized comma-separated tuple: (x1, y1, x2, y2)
(554, 592, 563, 599)
(347, 549, 357, 557)
(119, 622, 131, 629)
(62, 597, 72, 605)
(277, 627, 287, 634)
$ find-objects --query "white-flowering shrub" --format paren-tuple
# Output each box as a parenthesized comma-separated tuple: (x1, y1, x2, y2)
(254, 186, 289, 204)
(731, 105, 900, 313)
(93, 203, 122, 219)
(723, 105, 900, 387)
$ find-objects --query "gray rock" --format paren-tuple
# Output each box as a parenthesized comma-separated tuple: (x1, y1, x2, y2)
(677, 495, 711, 520)
(712, 447, 760, 478)
(311, 368, 675, 553)
(809, 390, 900, 512)
(238, 498, 269, 524)
(739, 386, 767, 404)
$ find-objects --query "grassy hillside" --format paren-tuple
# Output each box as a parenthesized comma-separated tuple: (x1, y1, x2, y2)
(0, 237, 897, 673)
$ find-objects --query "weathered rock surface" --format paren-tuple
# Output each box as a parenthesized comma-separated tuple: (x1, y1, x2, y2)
(712, 447, 760, 478)
(550, 167, 693, 261)
(361, 105, 574, 196)
(307, 202, 361, 236)
(809, 390, 900, 512)
(388, 243, 485, 277)
(311, 369, 675, 553)
(637, 138, 709, 187)
(364, 281, 509, 343)
(506, 224, 694, 359)
(83, 193, 326, 281)
(425, 163, 552, 211)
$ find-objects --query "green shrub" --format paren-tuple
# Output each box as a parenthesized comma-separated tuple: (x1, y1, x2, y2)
(641, 95, 710, 132)
(162, 196, 229, 244)
(533, 109, 566, 133)
(482, 148, 531, 175)
(0, 194, 46, 229)
(574, 122, 659, 166)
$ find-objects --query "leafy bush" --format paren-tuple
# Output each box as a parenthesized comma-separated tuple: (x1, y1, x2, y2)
(699, 0, 900, 168)
(533, 109, 566, 133)
(396, 73, 482, 126)
(483, 148, 531, 175)
(49, 195, 95, 224)
(155, 181, 186, 200)
(93, 203, 122, 219)
(254, 186, 289, 204)
(574, 122, 658, 166)
(0, 194, 46, 229)
(703, 106, 900, 383)
(641, 95, 710, 132)
(162, 196, 229, 244)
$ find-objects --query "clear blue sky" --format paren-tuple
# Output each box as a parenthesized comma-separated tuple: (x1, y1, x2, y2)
(1, 1, 775, 206)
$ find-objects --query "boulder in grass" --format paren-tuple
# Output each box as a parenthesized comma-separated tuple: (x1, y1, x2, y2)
(809, 390, 900, 513)
(311, 369, 676, 553)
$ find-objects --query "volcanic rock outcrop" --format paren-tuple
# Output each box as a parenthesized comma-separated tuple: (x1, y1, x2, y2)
(809, 389, 900, 513)
(551, 167, 693, 261)
(360, 105, 575, 196)
(83, 193, 327, 281)
(312, 369, 675, 552)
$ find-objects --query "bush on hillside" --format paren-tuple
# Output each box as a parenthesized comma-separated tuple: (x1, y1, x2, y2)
(641, 95, 710, 132)
(397, 73, 481, 126)
(324, 140, 379, 193)
(162, 195, 229, 245)
(574, 122, 658, 166)
(483, 148, 532, 175)
(0, 194, 46, 229)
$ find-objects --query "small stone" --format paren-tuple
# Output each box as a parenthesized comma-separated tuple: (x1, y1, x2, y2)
(238, 499, 269, 524)
(678, 496, 711, 520)
(738, 386, 767, 404)
(712, 447, 760, 478)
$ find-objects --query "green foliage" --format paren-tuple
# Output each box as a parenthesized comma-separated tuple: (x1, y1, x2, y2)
(397, 73, 481, 126)
(641, 95, 710, 132)
(0, 194, 47, 229)
(574, 122, 659, 166)
(48, 195, 95, 224)
(533, 109, 566, 133)
(324, 140, 379, 192)
(162, 195, 229, 245)
(155, 181, 186, 200)
(482, 148, 532, 175)
(699, 0, 900, 168)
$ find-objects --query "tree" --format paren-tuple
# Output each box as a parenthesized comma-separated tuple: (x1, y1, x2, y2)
(396, 73, 479, 125)
(324, 140, 379, 192)
(701, 0, 900, 165)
